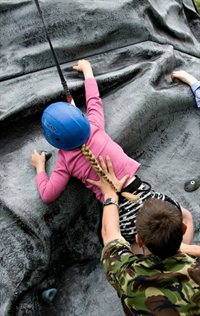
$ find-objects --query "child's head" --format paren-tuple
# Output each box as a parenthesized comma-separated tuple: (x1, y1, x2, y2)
(41, 102, 91, 150)
(136, 199, 184, 259)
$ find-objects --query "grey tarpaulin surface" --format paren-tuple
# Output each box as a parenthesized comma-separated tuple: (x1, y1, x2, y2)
(0, 0, 200, 315)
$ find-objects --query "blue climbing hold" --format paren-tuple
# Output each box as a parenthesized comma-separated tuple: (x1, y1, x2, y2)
(41, 288, 57, 304)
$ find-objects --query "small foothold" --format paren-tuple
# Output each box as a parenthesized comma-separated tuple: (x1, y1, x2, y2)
(38, 150, 52, 162)
(41, 288, 57, 304)
(172, 78, 180, 84)
(184, 177, 200, 192)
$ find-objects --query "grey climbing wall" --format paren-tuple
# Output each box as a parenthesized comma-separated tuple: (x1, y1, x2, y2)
(0, 0, 200, 315)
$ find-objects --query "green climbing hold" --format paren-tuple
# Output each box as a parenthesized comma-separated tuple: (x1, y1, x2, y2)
(41, 288, 57, 304)
(184, 177, 200, 192)
(193, 0, 200, 14)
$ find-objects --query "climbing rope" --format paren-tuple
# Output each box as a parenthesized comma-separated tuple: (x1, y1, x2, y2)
(34, 0, 74, 104)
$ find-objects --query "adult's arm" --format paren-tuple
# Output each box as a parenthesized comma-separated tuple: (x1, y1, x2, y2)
(87, 156, 129, 244)
(101, 192, 122, 244)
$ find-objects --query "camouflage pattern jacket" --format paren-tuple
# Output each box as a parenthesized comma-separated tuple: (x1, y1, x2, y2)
(102, 239, 200, 316)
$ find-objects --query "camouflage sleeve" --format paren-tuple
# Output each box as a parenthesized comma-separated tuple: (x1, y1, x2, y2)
(101, 239, 137, 294)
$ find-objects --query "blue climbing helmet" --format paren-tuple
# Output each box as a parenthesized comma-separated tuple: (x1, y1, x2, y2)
(41, 102, 91, 150)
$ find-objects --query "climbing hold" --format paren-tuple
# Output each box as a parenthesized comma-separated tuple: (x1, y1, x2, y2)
(38, 150, 52, 162)
(41, 288, 57, 304)
(184, 177, 200, 192)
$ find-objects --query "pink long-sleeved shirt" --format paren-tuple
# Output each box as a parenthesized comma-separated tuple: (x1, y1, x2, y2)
(35, 78, 141, 203)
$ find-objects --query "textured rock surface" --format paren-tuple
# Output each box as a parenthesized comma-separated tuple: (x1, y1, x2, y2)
(0, 0, 200, 315)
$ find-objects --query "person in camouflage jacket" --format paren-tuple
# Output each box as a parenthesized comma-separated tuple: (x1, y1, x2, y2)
(87, 156, 200, 316)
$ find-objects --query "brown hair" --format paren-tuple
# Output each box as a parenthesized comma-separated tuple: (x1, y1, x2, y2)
(80, 144, 138, 202)
(136, 198, 183, 259)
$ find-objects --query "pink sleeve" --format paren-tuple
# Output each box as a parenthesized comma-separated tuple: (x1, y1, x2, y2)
(84, 78, 105, 129)
(35, 151, 70, 203)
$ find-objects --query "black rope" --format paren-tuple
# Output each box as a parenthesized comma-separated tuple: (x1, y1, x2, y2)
(34, 0, 73, 103)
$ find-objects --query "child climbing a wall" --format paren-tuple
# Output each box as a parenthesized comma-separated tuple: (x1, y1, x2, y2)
(172, 70, 200, 108)
(32, 60, 200, 256)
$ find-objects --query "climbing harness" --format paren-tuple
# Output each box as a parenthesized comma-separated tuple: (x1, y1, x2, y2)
(34, 0, 74, 104)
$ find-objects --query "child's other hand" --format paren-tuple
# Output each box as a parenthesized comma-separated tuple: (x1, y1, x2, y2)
(73, 59, 91, 72)
(31, 150, 46, 173)
(73, 60, 94, 79)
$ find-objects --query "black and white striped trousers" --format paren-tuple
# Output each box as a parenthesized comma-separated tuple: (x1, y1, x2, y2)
(119, 177, 181, 243)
